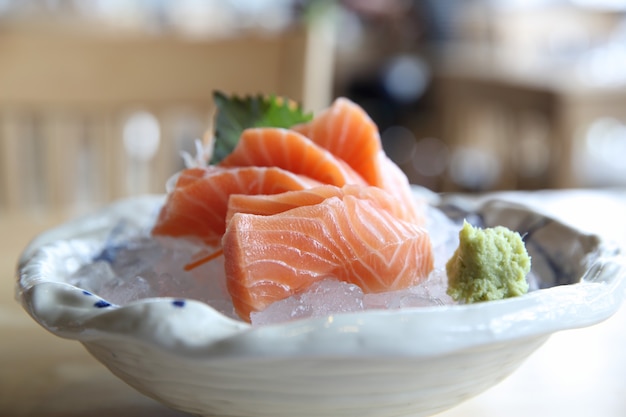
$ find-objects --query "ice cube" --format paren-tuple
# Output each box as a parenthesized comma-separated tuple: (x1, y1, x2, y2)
(108, 237, 164, 279)
(69, 260, 117, 295)
(69, 259, 154, 305)
(251, 279, 365, 326)
(301, 279, 365, 316)
(363, 268, 455, 310)
(68, 225, 235, 316)
(424, 205, 460, 269)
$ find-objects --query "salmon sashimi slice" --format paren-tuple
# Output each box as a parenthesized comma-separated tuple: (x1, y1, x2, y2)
(292, 98, 423, 223)
(152, 166, 323, 246)
(219, 127, 367, 187)
(291, 98, 383, 187)
(225, 184, 418, 225)
(223, 195, 434, 321)
(378, 154, 426, 225)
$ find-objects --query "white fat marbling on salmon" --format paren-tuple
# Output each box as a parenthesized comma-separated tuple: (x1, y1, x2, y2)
(223, 194, 434, 321)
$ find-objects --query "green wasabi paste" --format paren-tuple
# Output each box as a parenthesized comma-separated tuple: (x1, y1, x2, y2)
(446, 220, 531, 303)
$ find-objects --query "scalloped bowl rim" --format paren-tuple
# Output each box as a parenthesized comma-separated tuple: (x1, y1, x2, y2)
(16, 193, 626, 361)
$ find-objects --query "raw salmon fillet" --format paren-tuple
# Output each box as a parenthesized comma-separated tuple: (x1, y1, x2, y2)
(292, 98, 383, 187)
(292, 98, 423, 224)
(152, 166, 322, 246)
(378, 153, 426, 225)
(220, 127, 367, 187)
(225, 184, 418, 225)
(223, 194, 434, 321)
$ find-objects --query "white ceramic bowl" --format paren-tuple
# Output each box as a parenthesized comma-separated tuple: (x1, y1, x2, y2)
(16, 193, 626, 417)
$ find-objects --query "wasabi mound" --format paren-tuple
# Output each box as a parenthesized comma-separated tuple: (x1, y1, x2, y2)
(446, 221, 530, 303)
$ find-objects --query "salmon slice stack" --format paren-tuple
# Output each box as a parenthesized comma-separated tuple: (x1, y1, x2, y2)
(223, 194, 434, 321)
(292, 97, 423, 224)
(152, 95, 434, 322)
(220, 128, 367, 187)
(152, 166, 323, 246)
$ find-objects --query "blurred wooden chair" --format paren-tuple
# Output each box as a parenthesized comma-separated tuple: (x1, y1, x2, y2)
(0, 20, 335, 214)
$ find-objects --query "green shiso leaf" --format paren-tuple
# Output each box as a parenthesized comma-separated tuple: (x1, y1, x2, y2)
(211, 91, 313, 164)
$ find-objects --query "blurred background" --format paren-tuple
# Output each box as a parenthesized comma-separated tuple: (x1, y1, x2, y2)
(1, 0, 626, 216)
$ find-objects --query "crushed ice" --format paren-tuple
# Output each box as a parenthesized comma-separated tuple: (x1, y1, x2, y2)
(67, 204, 464, 324)
(68, 218, 235, 318)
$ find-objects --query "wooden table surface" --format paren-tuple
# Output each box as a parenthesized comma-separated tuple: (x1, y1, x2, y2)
(1, 190, 626, 417)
